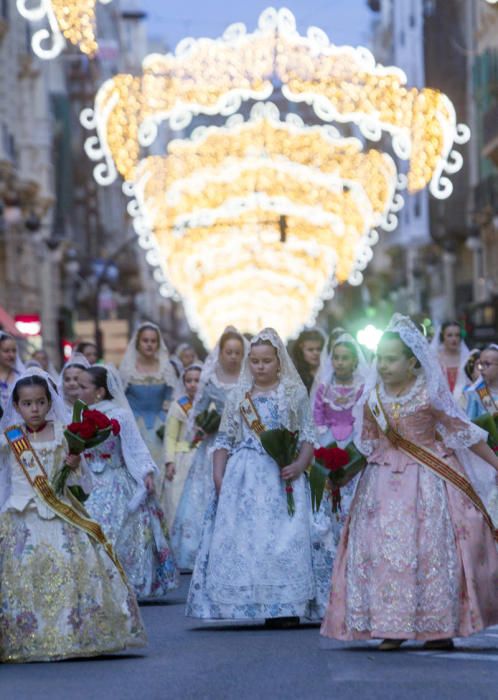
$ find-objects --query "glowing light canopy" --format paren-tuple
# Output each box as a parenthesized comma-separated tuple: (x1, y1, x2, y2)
(80, 7, 469, 346)
(16, 0, 112, 59)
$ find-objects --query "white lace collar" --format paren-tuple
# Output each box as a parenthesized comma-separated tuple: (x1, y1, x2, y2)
(378, 372, 425, 405)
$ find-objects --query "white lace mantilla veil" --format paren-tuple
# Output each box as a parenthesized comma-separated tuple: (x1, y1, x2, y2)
(310, 331, 370, 406)
(430, 321, 470, 400)
(56, 352, 90, 404)
(0, 330, 25, 375)
(0, 367, 82, 511)
(173, 362, 204, 400)
(93, 363, 159, 512)
(218, 327, 317, 447)
(186, 326, 249, 438)
(119, 321, 176, 390)
(354, 314, 496, 513)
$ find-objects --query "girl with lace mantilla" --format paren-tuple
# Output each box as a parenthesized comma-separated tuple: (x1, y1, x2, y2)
(0, 369, 146, 663)
(171, 329, 246, 570)
(187, 328, 317, 623)
(321, 315, 498, 651)
(57, 352, 90, 418)
(120, 323, 176, 486)
(163, 363, 203, 528)
(0, 332, 24, 413)
(432, 321, 469, 403)
(311, 332, 369, 617)
(78, 366, 178, 601)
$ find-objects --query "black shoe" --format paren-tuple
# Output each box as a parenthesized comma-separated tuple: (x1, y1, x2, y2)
(264, 617, 300, 629)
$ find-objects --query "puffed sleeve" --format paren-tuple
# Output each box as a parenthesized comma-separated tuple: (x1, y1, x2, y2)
(432, 406, 486, 449)
(214, 391, 238, 453)
(164, 403, 183, 463)
(355, 404, 380, 456)
(296, 385, 317, 446)
(313, 383, 328, 429)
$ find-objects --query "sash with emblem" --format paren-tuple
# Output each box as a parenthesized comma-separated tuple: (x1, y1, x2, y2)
(367, 389, 498, 542)
(4, 425, 126, 580)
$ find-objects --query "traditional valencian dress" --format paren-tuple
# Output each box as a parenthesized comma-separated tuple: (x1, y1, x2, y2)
(84, 392, 178, 601)
(120, 323, 176, 487)
(311, 334, 367, 617)
(0, 371, 146, 663)
(321, 315, 498, 642)
(162, 390, 198, 529)
(187, 328, 317, 621)
(171, 341, 244, 570)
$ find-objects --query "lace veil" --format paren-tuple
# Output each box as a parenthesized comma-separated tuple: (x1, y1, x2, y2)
(186, 326, 248, 437)
(311, 331, 370, 406)
(0, 366, 68, 430)
(0, 331, 25, 375)
(57, 352, 90, 407)
(430, 322, 470, 400)
(119, 321, 176, 390)
(93, 363, 158, 511)
(218, 327, 316, 448)
(354, 314, 495, 509)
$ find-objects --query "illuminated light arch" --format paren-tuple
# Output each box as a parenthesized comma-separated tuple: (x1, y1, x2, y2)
(17, 0, 112, 60)
(81, 6, 469, 197)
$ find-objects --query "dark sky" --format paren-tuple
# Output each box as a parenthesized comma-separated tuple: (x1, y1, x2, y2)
(140, 0, 374, 51)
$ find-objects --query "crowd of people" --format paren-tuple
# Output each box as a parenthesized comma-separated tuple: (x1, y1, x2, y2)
(0, 315, 497, 662)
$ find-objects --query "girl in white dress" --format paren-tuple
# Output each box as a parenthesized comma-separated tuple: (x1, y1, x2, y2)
(78, 365, 179, 601)
(57, 352, 90, 417)
(187, 328, 316, 624)
(0, 369, 146, 662)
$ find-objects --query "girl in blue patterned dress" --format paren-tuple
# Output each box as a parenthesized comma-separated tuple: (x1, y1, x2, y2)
(187, 328, 316, 623)
(171, 329, 246, 570)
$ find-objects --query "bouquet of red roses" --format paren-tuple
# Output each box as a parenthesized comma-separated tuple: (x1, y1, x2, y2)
(52, 400, 120, 500)
(259, 427, 299, 517)
(310, 442, 366, 513)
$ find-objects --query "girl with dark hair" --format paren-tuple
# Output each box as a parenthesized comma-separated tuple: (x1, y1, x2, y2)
(171, 328, 246, 570)
(119, 323, 176, 491)
(321, 316, 498, 651)
(57, 352, 90, 416)
(78, 365, 178, 600)
(0, 332, 24, 412)
(75, 341, 99, 366)
(0, 369, 146, 662)
(432, 321, 469, 400)
(291, 329, 324, 394)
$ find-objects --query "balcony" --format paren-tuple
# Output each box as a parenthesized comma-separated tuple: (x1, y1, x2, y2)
(483, 100, 498, 166)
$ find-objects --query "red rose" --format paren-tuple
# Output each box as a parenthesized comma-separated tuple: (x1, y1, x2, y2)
(110, 419, 120, 436)
(67, 422, 82, 435)
(78, 420, 98, 440)
(83, 409, 111, 430)
(314, 446, 350, 472)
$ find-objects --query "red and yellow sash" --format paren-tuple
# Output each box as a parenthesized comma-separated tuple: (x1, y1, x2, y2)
(4, 425, 127, 580)
(367, 390, 498, 542)
(240, 392, 266, 435)
(476, 383, 498, 417)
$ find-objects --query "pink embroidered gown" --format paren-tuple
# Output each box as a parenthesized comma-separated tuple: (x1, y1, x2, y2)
(321, 375, 498, 641)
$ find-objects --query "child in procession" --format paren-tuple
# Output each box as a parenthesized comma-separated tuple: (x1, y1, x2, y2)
(186, 328, 317, 624)
(78, 365, 178, 601)
(0, 368, 146, 663)
(311, 332, 369, 616)
(57, 352, 90, 417)
(172, 328, 246, 570)
(163, 363, 203, 528)
(321, 314, 498, 650)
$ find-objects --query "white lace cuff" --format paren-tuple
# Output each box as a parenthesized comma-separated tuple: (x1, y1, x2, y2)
(438, 421, 485, 449)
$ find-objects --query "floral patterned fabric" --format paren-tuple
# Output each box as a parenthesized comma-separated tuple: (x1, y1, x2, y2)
(171, 378, 232, 570)
(84, 404, 178, 601)
(0, 425, 146, 662)
(186, 392, 316, 620)
(321, 379, 498, 640)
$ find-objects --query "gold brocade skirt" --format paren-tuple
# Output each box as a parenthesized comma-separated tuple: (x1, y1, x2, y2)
(0, 507, 147, 663)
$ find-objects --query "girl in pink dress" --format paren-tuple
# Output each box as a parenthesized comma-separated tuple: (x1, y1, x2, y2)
(321, 314, 498, 651)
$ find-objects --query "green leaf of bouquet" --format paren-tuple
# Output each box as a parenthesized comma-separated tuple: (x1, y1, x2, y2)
(64, 431, 86, 453)
(473, 413, 498, 448)
(309, 462, 329, 512)
(68, 485, 89, 503)
(72, 399, 88, 423)
(84, 427, 112, 448)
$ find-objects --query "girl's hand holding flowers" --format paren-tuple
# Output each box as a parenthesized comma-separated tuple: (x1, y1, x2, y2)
(64, 453, 81, 470)
(281, 461, 305, 481)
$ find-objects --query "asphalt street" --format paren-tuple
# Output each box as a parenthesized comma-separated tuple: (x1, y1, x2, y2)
(3, 575, 498, 700)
